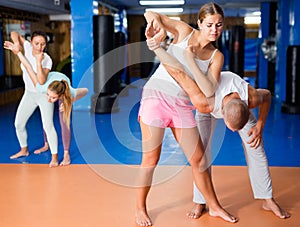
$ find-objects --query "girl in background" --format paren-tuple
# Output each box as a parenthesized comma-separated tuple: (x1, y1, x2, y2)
(5, 40, 88, 167)
(8, 31, 59, 167)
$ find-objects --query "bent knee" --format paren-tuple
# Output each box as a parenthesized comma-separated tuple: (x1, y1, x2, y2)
(190, 158, 209, 173)
(14, 120, 25, 130)
(141, 155, 160, 167)
(43, 124, 56, 134)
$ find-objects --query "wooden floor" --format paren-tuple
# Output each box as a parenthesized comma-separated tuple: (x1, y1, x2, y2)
(0, 164, 299, 227)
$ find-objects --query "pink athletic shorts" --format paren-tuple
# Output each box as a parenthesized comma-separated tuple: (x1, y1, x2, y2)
(138, 92, 197, 128)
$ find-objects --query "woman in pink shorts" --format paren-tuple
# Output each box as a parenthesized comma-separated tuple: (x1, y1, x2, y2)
(135, 3, 238, 226)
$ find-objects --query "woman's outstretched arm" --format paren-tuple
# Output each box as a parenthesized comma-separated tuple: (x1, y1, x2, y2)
(4, 40, 38, 86)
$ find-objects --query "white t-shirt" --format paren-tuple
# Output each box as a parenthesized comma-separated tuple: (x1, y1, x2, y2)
(21, 40, 52, 92)
(211, 71, 249, 119)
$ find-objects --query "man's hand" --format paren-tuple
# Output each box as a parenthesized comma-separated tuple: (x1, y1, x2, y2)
(247, 124, 263, 148)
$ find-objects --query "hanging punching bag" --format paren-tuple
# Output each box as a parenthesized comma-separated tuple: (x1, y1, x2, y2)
(114, 31, 127, 94)
(92, 15, 119, 113)
(281, 45, 300, 114)
(140, 24, 155, 78)
(229, 25, 245, 77)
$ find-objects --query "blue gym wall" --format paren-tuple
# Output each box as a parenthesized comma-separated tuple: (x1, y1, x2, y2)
(70, 0, 300, 105)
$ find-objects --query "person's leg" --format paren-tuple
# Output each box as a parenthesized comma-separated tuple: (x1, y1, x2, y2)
(58, 99, 71, 166)
(11, 91, 37, 159)
(239, 112, 290, 218)
(37, 93, 58, 167)
(172, 126, 237, 223)
(188, 113, 217, 218)
(33, 130, 49, 154)
(135, 120, 165, 226)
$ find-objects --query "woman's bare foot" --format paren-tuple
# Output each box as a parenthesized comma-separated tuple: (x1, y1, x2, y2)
(209, 205, 238, 223)
(60, 152, 71, 166)
(135, 209, 152, 226)
(34, 142, 49, 154)
(262, 198, 290, 219)
(186, 203, 206, 219)
(10, 149, 29, 159)
(49, 154, 59, 168)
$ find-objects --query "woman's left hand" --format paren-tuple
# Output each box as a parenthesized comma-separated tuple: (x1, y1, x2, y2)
(59, 102, 64, 112)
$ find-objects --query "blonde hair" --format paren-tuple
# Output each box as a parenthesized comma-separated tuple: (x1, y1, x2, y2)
(48, 80, 72, 129)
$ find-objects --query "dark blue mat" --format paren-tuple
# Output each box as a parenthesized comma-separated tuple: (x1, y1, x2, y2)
(1, 84, 300, 167)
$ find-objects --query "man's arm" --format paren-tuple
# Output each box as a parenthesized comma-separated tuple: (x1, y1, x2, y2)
(248, 86, 271, 129)
(183, 46, 223, 97)
(247, 85, 271, 147)
(145, 20, 220, 98)
(145, 20, 214, 113)
(162, 63, 214, 113)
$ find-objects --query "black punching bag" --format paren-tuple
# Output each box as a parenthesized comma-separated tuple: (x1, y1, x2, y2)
(281, 45, 300, 114)
(140, 24, 155, 78)
(92, 15, 118, 113)
(229, 25, 245, 77)
(114, 31, 127, 94)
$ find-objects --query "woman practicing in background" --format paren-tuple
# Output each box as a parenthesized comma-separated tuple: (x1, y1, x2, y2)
(136, 3, 237, 226)
(7, 31, 60, 167)
(4, 40, 88, 167)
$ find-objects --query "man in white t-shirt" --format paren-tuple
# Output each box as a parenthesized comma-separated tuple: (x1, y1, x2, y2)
(156, 51, 290, 219)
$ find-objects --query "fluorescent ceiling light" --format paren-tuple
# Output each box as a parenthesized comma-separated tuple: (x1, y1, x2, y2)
(145, 8, 183, 13)
(49, 14, 71, 21)
(244, 16, 261, 24)
(140, 1, 185, 6)
(93, 9, 99, 14)
(252, 11, 261, 16)
(93, 1, 98, 7)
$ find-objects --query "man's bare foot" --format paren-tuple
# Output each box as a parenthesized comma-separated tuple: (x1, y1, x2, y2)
(49, 154, 59, 168)
(186, 203, 206, 219)
(262, 198, 290, 219)
(34, 143, 49, 154)
(60, 152, 71, 166)
(10, 150, 29, 159)
(135, 209, 152, 226)
(209, 205, 238, 223)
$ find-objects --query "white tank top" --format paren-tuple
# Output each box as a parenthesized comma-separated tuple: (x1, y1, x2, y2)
(144, 29, 218, 100)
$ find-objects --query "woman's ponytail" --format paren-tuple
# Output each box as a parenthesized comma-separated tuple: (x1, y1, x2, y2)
(48, 80, 73, 129)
